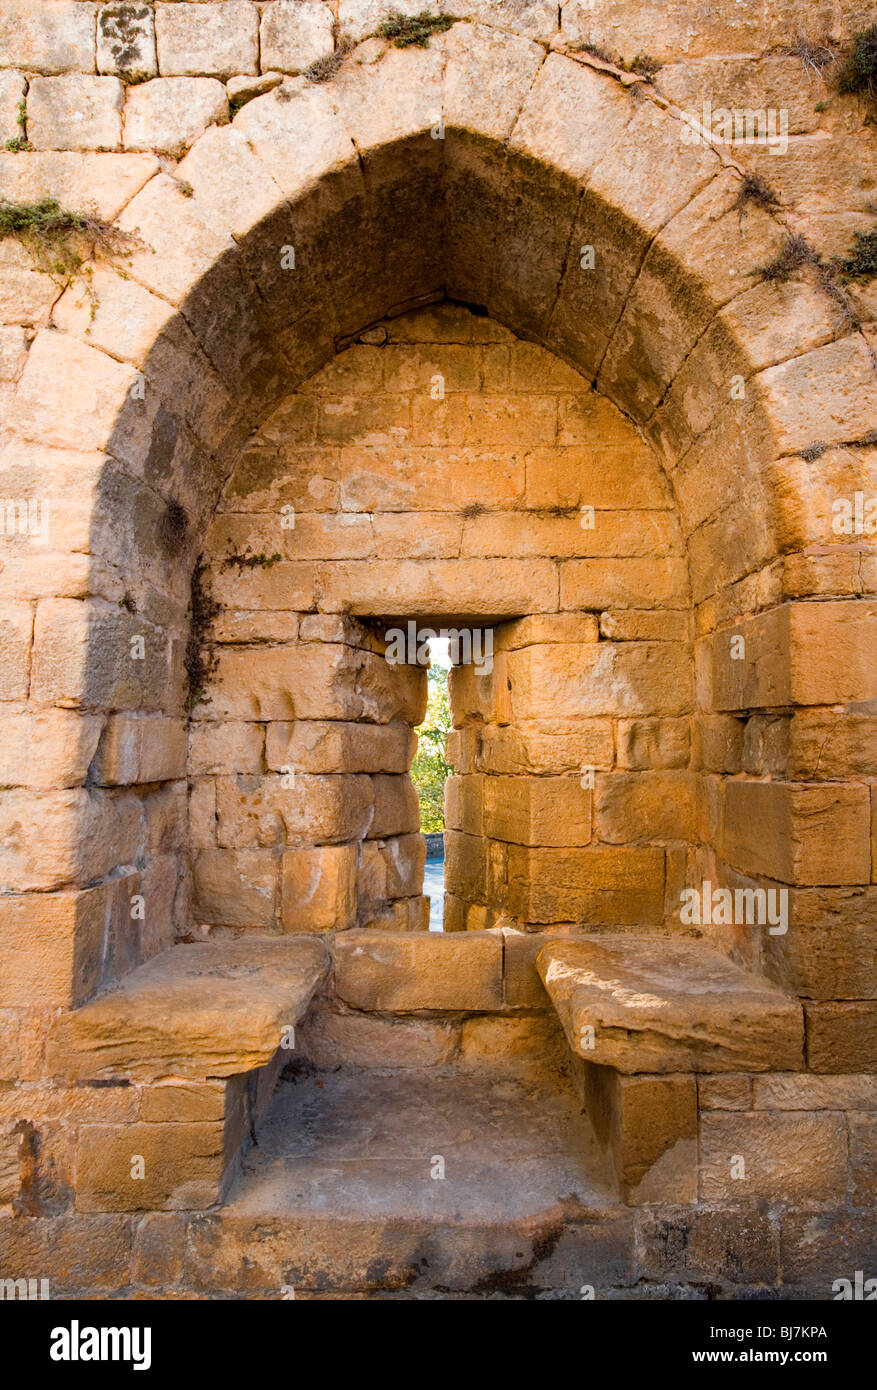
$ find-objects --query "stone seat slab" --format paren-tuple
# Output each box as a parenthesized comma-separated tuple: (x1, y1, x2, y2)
(537, 935, 804, 1074)
(68, 937, 329, 1082)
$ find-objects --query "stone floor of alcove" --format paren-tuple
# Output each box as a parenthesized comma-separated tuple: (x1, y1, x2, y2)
(226, 1063, 617, 1221)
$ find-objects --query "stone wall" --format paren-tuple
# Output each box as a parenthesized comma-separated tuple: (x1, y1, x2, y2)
(190, 303, 690, 938)
(0, 0, 876, 1296)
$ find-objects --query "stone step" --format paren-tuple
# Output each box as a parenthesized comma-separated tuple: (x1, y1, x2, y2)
(68, 937, 329, 1082)
(537, 935, 804, 1074)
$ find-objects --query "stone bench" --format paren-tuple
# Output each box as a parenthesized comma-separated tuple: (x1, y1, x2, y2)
(60, 937, 328, 1212)
(537, 935, 804, 1204)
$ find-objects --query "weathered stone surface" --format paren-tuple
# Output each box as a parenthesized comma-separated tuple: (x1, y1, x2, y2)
(505, 846, 666, 925)
(0, 709, 103, 789)
(582, 1063, 699, 1204)
(380, 831, 425, 898)
(297, 1004, 459, 1068)
(334, 929, 502, 1011)
(483, 774, 592, 847)
(27, 76, 124, 151)
(70, 936, 328, 1080)
(266, 719, 412, 774)
(765, 888, 877, 1002)
(0, 883, 123, 1008)
(805, 1003, 877, 1074)
(98, 3, 157, 80)
(281, 843, 358, 931)
(722, 781, 871, 887)
(192, 848, 278, 928)
(214, 772, 373, 848)
(124, 77, 228, 154)
(0, 788, 141, 893)
(0, 2, 97, 74)
(91, 714, 186, 786)
(538, 936, 803, 1073)
(699, 1112, 848, 1203)
(155, 1, 259, 79)
(753, 1074, 877, 1112)
(0, 69, 25, 144)
(76, 1120, 226, 1212)
(260, 1, 334, 74)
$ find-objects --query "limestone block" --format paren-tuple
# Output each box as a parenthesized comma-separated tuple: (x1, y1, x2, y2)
(0, 709, 103, 789)
(0, 788, 141, 893)
(594, 771, 697, 844)
(616, 718, 690, 770)
(806, 1003, 877, 1073)
(155, 1, 259, 79)
(356, 838, 387, 916)
(442, 22, 544, 142)
(459, 1013, 567, 1071)
(764, 888, 877, 1002)
(752, 1075, 877, 1111)
(214, 772, 374, 848)
(560, 0, 767, 60)
(510, 52, 633, 186)
(560, 556, 689, 610)
(502, 926, 585, 1008)
(444, 829, 487, 901)
(698, 1075, 752, 1111)
(476, 721, 615, 775)
(722, 781, 871, 886)
(192, 848, 278, 927)
(505, 845, 665, 924)
(700, 1112, 848, 1203)
(757, 337, 877, 455)
(231, 78, 356, 201)
(297, 1004, 459, 1068)
(124, 77, 228, 154)
(0, 882, 129, 1008)
(31, 598, 171, 711)
(483, 774, 592, 847)
(76, 1120, 227, 1212)
(582, 1063, 698, 1204)
(390, 894, 430, 932)
(370, 774, 419, 838)
(70, 935, 328, 1080)
(9, 330, 144, 461)
(141, 1077, 238, 1124)
(333, 929, 503, 1011)
(600, 611, 688, 643)
(0, 1123, 21, 1204)
(98, 3, 157, 80)
(27, 76, 124, 151)
(281, 843, 358, 931)
(538, 935, 804, 1073)
(187, 721, 264, 776)
(380, 832, 425, 898)
(315, 558, 559, 616)
(0, 71, 25, 145)
(0, 1, 97, 74)
(505, 642, 692, 719)
(204, 643, 423, 724)
(91, 714, 186, 786)
(266, 719, 412, 775)
(0, 601, 32, 699)
(260, 1, 334, 73)
(784, 709, 877, 781)
(338, 446, 525, 513)
(494, 615, 600, 649)
(444, 774, 484, 836)
(709, 602, 877, 709)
